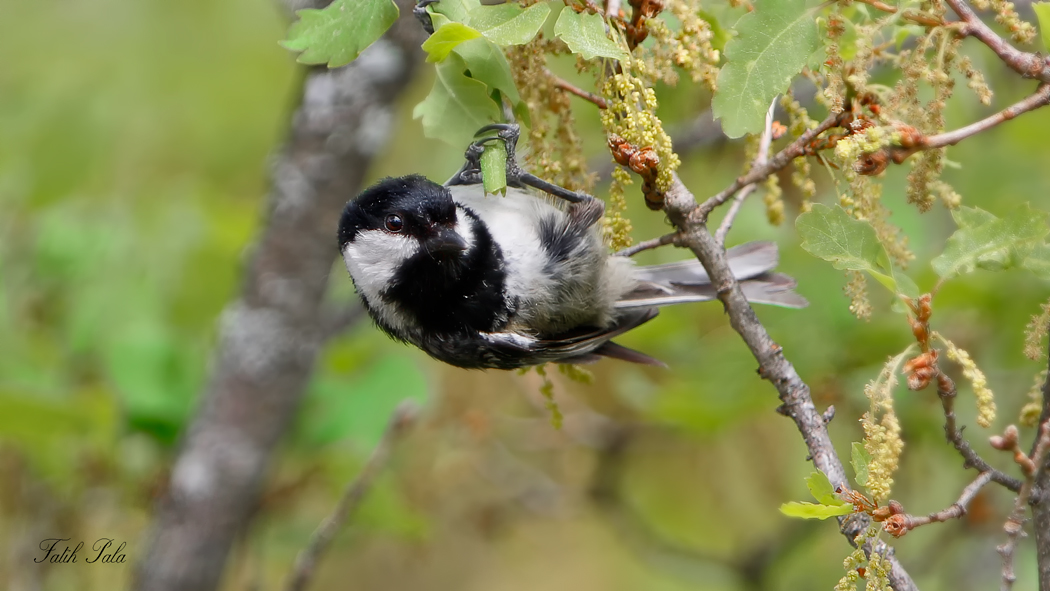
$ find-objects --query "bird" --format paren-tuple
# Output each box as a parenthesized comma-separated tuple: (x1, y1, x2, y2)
(338, 125, 805, 369)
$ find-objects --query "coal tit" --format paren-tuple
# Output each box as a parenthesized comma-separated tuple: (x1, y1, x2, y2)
(338, 125, 805, 369)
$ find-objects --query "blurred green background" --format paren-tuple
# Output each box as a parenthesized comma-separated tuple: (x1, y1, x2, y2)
(1, 0, 1048, 589)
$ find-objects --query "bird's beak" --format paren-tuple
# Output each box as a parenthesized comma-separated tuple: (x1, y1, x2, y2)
(425, 227, 468, 255)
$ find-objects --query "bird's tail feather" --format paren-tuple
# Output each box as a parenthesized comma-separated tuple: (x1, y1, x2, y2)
(617, 241, 808, 310)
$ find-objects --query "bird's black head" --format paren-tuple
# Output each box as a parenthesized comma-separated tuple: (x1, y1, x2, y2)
(338, 175, 464, 254)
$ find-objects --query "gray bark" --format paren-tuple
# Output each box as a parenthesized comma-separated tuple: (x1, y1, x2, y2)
(131, 8, 423, 590)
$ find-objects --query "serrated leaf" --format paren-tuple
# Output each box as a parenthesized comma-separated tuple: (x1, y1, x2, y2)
(281, 0, 399, 68)
(432, 0, 481, 23)
(780, 501, 855, 520)
(852, 442, 871, 487)
(952, 205, 997, 230)
(469, 2, 551, 45)
(805, 471, 846, 506)
(932, 204, 1050, 279)
(452, 37, 521, 104)
(1024, 242, 1050, 279)
(796, 204, 900, 293)
(413, 52, 503, 148)
(422, 22, 482, 62)
(711, 0, 819, 138)
(554, 10, 628, 61)
(481, 141, 508, 195)
(1034, 2, 1050, 52)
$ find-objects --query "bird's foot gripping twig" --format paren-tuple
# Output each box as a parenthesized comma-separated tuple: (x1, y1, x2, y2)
(413, 0, 439, 35)
(447, 123, 599, 206)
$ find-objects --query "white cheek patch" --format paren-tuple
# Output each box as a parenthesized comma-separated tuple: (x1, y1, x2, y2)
(453, 210, 475, 250)
(342, 230, 419, 332)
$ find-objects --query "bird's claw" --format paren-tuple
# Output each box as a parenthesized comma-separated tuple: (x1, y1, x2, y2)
(447, 124, 597, 206)
(413, 0, 440, 35)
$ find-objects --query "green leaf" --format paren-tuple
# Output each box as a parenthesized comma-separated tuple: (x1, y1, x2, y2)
(952, 205, 997, 230)
(432, 0, 481, 23)
(413, 52, 503, 148)
(780, 501, 855, 520)
(711, 0, 820, 138)
(422, 22, 482, 62)
(796, 204, 900, 293)
(852, 442, 871, 487)
(469, 2, 551, 45)
(554, 10, 628, 61)
(481, 141, 508, 195)
(1024, 242, 1050, 279)
(1034, 2, 1050, 52)
(806, 471, 846, 506)
(281, 0, 399, 68)
(697, 9, 730, 52)
(932, 204, 1050, 279)
(452, 37, 521, 104)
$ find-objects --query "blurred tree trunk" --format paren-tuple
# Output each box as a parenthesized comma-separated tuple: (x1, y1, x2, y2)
(131, 5, 423, 590)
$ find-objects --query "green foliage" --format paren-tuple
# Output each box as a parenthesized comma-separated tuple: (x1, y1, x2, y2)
(712, 0, 820, 138)
(431, 0, 481, 23)
(468, 2, 551, 46)
(480, 140, 508, 196)
(806, 470, 842, 505)
(796, 204, 917, 298)
(780, 500, 854, 519)
(1033, 2, 1050, 51)
(553, 10, 628, 61)
(931, 204, 1050, 279)
(422, 22, 482, 63)
(413, 52, 503, 149)
(781, 471, 852, 519)
(281, 0, 399, 67)
(851, 442, 871, 488)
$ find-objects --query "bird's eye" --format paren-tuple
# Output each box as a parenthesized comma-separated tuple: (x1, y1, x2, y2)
(385, 214, 404, 233)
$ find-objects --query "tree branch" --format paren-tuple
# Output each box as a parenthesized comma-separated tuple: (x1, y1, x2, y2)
(660, 174, 919, 591)
(694, 112, 842, 221)
(548, 69, 608, 109)
(900, 471, 993, 532)
(935, 374, 1024, 492)
(1030, 346, 1050, 591)
(999, 420, 1050, 591)
(286, 402, 418, 591)
(130, 6, 424, 590)
(944, 0, 1050, 83)
(614, 232, 681, 257)
(715, 101, 775, 245)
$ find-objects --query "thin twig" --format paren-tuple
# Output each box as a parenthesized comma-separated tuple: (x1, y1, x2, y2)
(548, 70, 608, 109)
(286, 402, 419, 591)
(694, 112, 842, 221)
(614, 232, 680, 257)
(943, 0, 1050, 83)
(715, 101, 775, 245)
(901, 471, 994, 531)
(998, 420, 1050, 591)
(660, 174, 919, 591)
(936, 374, 1024, 492)
(924, 83, 1050, 148)
(1032, 342, 1050, 590)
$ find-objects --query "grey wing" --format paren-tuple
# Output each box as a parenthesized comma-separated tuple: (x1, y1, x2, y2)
(483, 307, 665, 367)
(618, 241, 808, 309)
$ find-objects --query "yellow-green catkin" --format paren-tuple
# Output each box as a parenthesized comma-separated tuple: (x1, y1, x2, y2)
(844, 270, 872, 321)
(599, 67, 680, 192)
(507, 40, 595, 194)
(1020, 369, 1047, 428)
(763, 174, 784, 226)
(1024, 298, 1050, 361)
(937, 333, 997, 428)
(972, 0, 1037, 43)
(535, 365, 563, 430)
(557, 363, 594, 385)
(862, 349, 911, 502)
(643, 0, 720, 90)
(604, 167, 634, 251)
